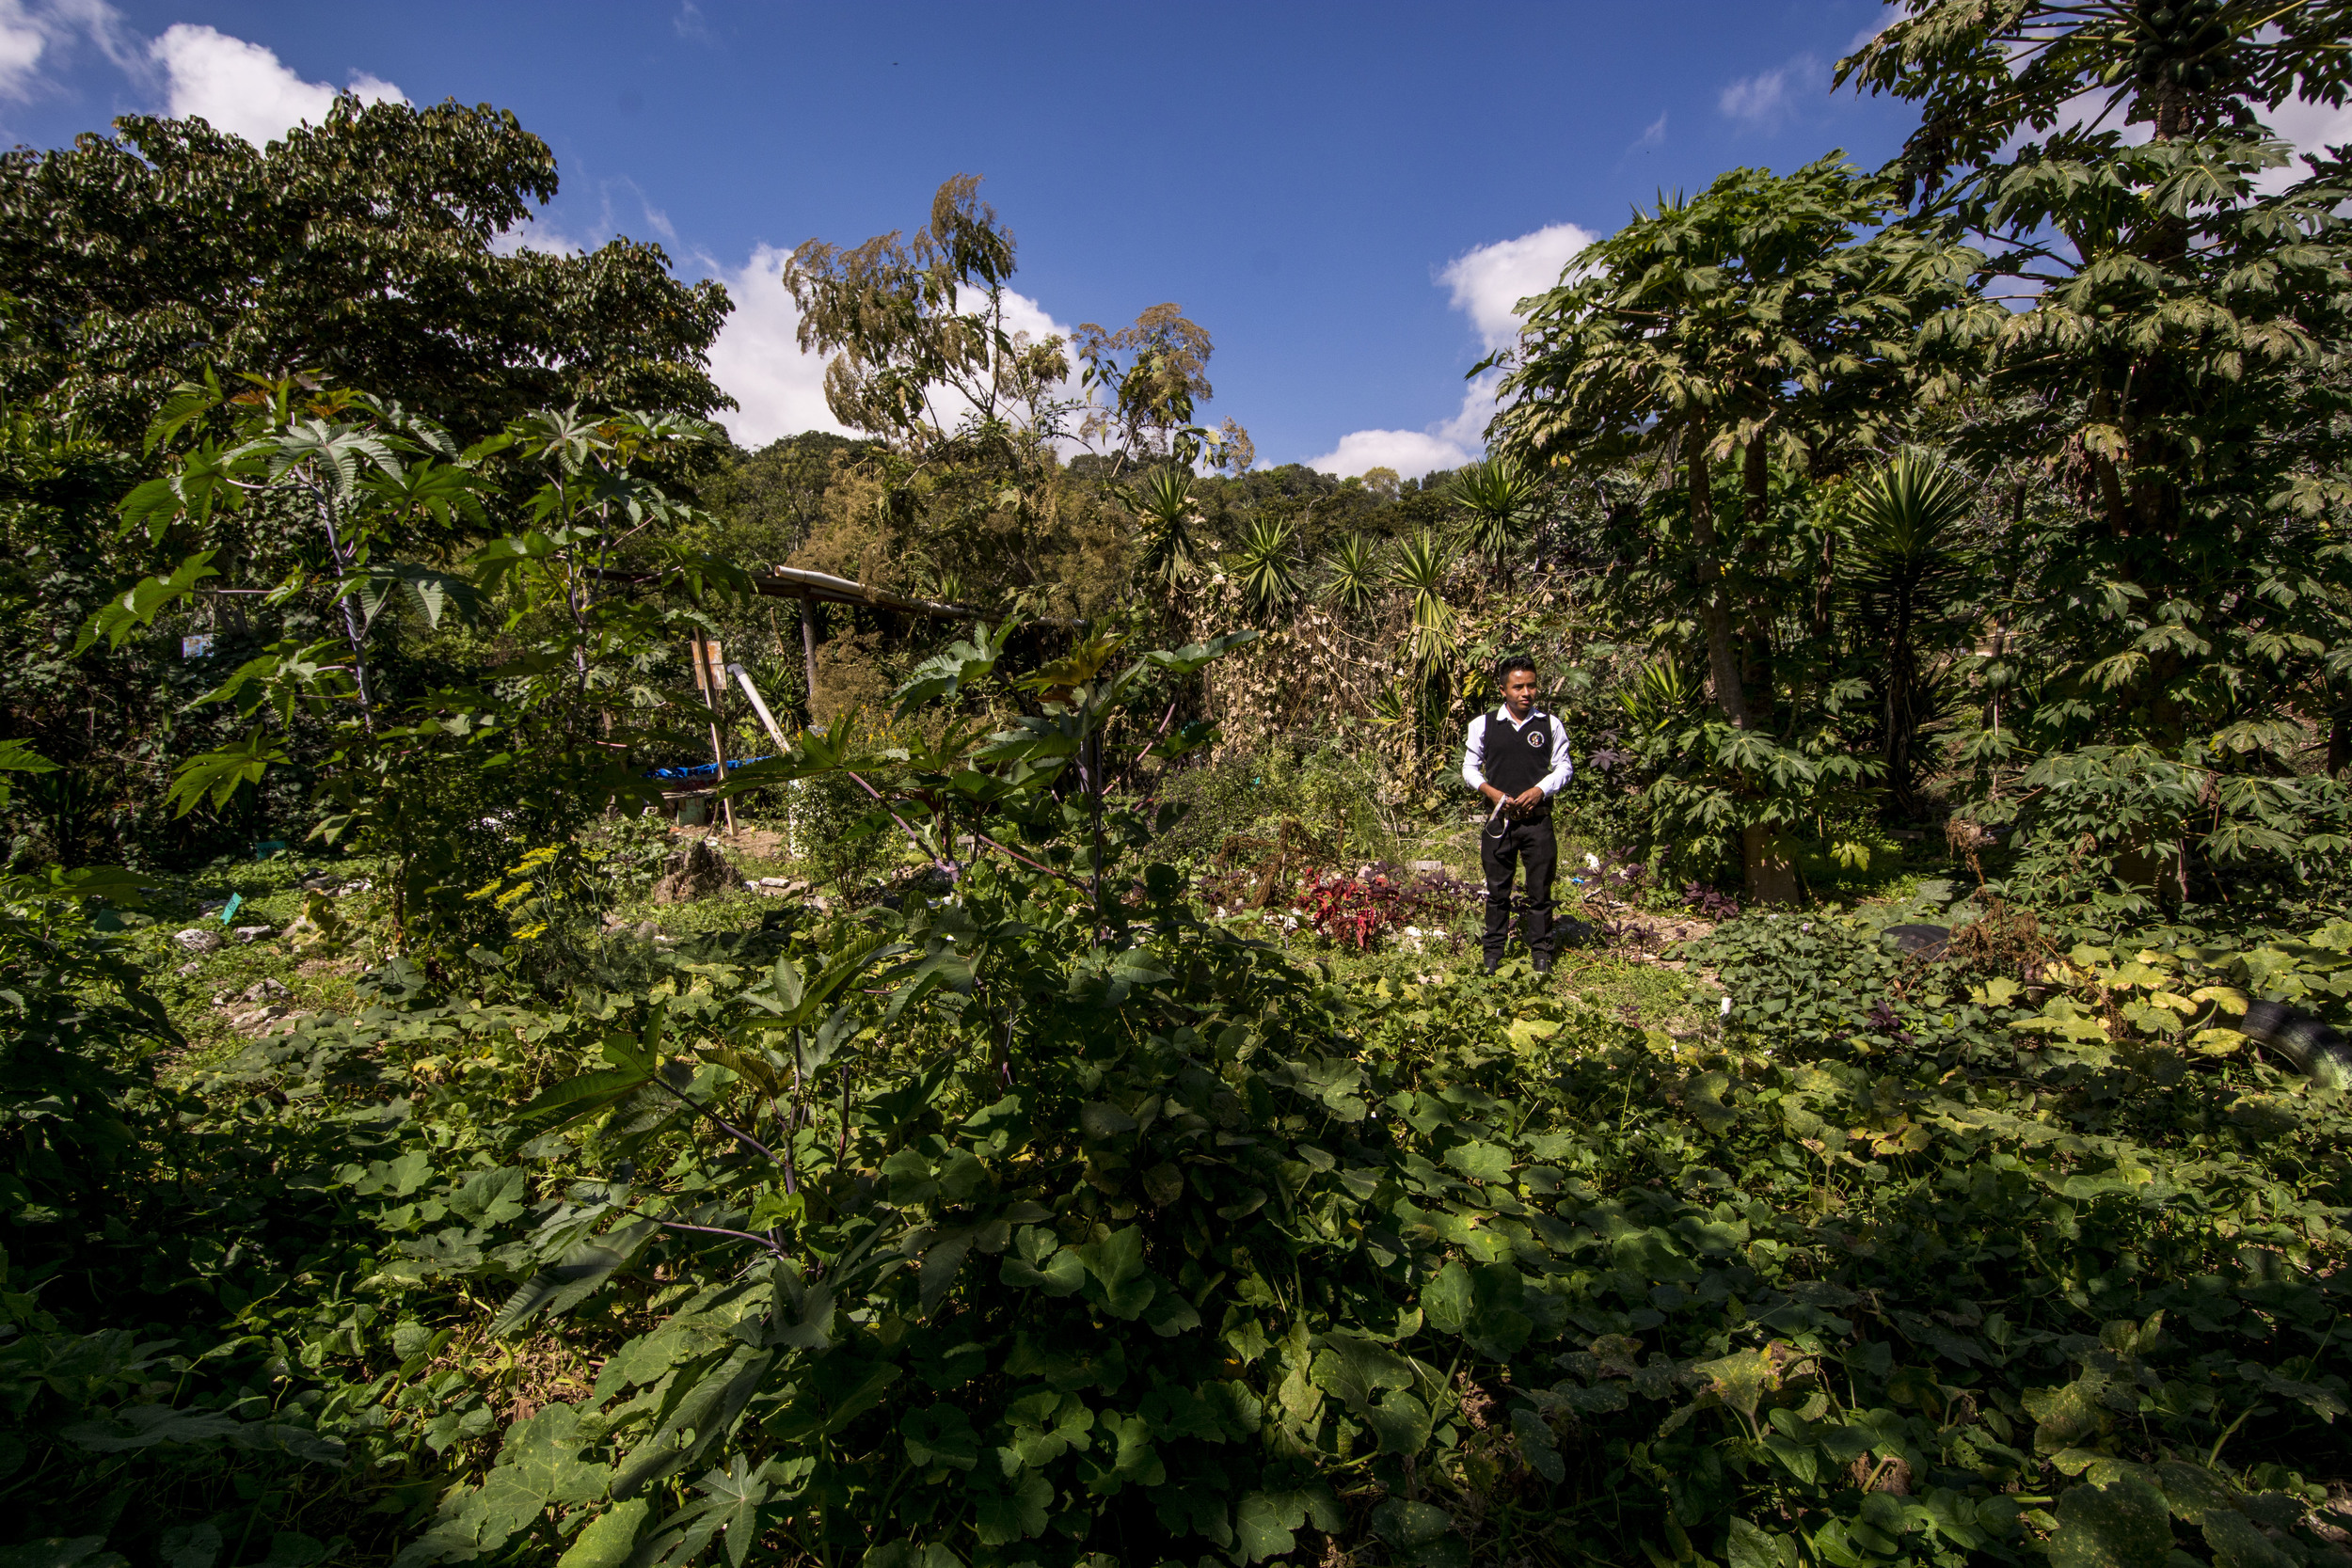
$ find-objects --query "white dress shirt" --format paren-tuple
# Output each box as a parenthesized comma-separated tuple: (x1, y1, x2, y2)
(1462, 706, 1574, 798)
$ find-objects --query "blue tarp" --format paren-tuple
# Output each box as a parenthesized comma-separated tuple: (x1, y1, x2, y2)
(645, 755, 778, 783)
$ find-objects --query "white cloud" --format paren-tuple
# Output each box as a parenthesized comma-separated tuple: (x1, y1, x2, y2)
(1304, 427, 1472, 481)
(705, 245, 850, 448)
(150, 23, 404, 145)
(1438, 222, 1595, 350)
(1631, 111, 1667, 151)
(0, 6, 44, 100)
(1303, 223, 1587, 477)
(1719, 54, 1824, 132)
(1305, 375, 1497, 480)
(0, 0, 135, 103)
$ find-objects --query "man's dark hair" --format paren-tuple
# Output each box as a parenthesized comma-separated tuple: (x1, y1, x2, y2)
(1499, 655, 1538, 682)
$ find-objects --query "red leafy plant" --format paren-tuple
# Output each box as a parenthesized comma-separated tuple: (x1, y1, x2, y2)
(1295, 864, 1476, 950)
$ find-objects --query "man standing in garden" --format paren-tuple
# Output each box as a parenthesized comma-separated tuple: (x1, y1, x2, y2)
(1463, 656, 1572, 974)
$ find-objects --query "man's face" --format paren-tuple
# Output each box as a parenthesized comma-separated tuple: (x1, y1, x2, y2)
(1502, 667, 1538, 718)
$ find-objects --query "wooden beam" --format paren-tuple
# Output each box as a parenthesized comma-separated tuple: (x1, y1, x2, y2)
(581, 563, 973, 620)
(800, 589, 819, 721)
(689, 631, 738, 837)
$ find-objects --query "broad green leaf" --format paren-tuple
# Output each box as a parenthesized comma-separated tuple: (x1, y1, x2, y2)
(447, 1166, 529, 1227)
(1371, 1499, 1454, 1546)
(891, 622, 1011, 715)
(900, 1404, 979, 1471)
(1422, 1261, 1473, 1335)
(1724, 1518, 1785, 1568)
(692, 1455, 770, 1568)
(2201, 1508, 2292, 1568)
(2152, 1461, 2240, 1525)
(1233, 1492, 1306, 1564)
(554, 1500, 647, 1568)
(59, 1405, 245, 1451)
(73, 552, 218, 655)
(1310, 1331, 1417, 1411)
(612, 1345, 774, 1497)
(770, 1260, 837, 1352)
(1143, 1281, 1203, 1338)
(1000, 1229, 1084, 1296)
(166, 725, 289, 816)
(769, 955, 806, 1015)
(489, 1220, 654, 1336)
(916, 1227, 977, 1319)
(2047, 1477, 2174, 1568)
(1080, 1411, 1166, 1495)
(1692, 1346, 1781, 1427)
(157, 1524, 219, 1568)
(1361, 1389, 1434, 1453)
(512, 1068, 653, 1133)
(0, 739, 56, 818)
(1513, 1405, 1565, 1483)
(970, 1466, 1051, 1544)
(1075, 1226, 1153, 1319)
(1442, 1141, 1511, 1183)
(2024, 1374, 2112, 1454)
(1233, 1487, 1343, 1564)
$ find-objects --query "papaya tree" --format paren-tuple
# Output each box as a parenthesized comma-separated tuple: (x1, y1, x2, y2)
(1494, 156, 1975, 898)
(1843, 0, 2352, 898)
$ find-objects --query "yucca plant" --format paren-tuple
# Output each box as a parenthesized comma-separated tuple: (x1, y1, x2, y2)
(1844, 452, 1979, 815)
(1385, 527, 1459, 671)
(1616, 657, 1704, 736)
(1321, 533, 1384, 618)
(1447, 456, 1540, 581)
(1120, 466, 1200, 587)
(913, 562, 967, 608)
(1227, 514, 1301, 620)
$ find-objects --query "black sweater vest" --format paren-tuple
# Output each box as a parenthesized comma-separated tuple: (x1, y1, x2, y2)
(1483, 710, 1556, 797)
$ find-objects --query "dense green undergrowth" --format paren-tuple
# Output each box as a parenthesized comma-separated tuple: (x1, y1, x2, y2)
(7, 850, 2348, 1567)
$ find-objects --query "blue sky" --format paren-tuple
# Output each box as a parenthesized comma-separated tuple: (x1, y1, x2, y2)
(0, 1, 1931, 473)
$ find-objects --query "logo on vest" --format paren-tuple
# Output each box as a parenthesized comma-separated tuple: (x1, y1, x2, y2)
(1527, 727, 1547, 748)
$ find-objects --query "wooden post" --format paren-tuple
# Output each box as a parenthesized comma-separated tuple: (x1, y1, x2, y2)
(690, 631, 738, 837)
(799, 590, 819, 723)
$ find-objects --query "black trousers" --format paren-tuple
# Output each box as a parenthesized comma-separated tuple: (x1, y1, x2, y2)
(1481, 814, 1557, 962)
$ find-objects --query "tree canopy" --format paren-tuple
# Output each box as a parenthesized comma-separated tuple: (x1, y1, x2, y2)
(0, 96, 733, 442)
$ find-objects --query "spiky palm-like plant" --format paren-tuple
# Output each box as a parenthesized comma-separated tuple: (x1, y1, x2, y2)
(1227, 515, 1301, 620)
(1321, 533, 1383, 618)
(1121, 466, 1200, 587)
(1447, 457, 1539, 581)
(1845, 452, 1978, 816)
(1385, 528, 1459, 671)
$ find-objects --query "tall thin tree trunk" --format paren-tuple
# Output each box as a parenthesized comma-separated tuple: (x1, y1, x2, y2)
(318, 493, 374, 735)
(1692, 436, 1795, 904)
(1689, 439, 1747, 728)
(1885, 583, 1918, 818)
(1739, 433, 1775, 722)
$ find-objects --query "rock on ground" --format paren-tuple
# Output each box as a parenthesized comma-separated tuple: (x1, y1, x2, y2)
(172, 928, 223, 953)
